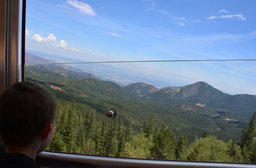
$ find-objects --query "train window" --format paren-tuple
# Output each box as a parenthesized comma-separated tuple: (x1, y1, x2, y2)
(25, 0, 256, 165)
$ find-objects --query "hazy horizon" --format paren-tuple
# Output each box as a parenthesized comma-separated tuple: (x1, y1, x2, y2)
(26, 51, 256, 96)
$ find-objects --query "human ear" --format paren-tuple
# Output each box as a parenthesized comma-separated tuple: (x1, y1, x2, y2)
(41, 122, 54, 140)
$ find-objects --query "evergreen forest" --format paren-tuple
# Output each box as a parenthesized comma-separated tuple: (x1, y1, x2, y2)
(47, 99, 256, 163)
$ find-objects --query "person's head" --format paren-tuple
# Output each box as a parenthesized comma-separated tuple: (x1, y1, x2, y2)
(0, 82, 56, 151)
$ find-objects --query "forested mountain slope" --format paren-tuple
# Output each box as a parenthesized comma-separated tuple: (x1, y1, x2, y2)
(25, 61, 256, 141)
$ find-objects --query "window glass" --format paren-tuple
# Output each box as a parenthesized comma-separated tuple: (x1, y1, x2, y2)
(25, 0, 256, 163)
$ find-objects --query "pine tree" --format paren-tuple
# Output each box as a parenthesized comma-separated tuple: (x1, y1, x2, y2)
(66, 103, 78, 152)
(203, 131, 210, 138)
(240, 112, 256, 162)
(95, 120, 107, 155)
(143, 115, 154, 138)
(48, 131, 65, 151)
(84, 109, 96, 139)
(124, 117, 132, 142)
(116, 118, 125, 156)
(104, 122, 115, 156)
(227, 140, 243, 162)
(150, 125, 176, 160)
(75, 111, 86, 153)
(175, 135, 187, 160)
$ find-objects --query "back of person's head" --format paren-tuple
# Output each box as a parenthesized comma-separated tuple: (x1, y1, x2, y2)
(0, 82, 56, 147)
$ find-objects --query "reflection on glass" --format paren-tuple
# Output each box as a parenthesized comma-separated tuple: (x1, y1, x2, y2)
(25, 0, 256, 164)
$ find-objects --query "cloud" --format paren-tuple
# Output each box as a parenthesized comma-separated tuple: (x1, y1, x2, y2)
(46, 33, 57, 42)
(31, 32, 80, 52)
(58, 40, 68, 48)
(145, 5, 188, 26)
(70, 47, 81, 52)
(108, 32, 122, 38)
(173, 17, 186, 26)
(67, 0, 96, 16)
(25, 29, 33, 36)
(56, 40, 81, 51)
(32, 34, 44, 42)
(208, 9, 247, 21)
(32, 33, 57, 43)
(218, 9, 229, 14)
(176, 21, 185, 26)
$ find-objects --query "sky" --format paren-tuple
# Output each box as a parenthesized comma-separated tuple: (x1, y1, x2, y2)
(25, 0, 256, 94)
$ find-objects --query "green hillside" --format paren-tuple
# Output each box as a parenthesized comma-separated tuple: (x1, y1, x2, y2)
(24, 63, 256, 163)
(24, 63, 255, 141)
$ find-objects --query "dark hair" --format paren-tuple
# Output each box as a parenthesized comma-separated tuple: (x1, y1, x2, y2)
(0, 82, 56, 146)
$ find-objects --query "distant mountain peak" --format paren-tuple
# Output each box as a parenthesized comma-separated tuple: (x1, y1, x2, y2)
(180, 81, 228, 100)
(183, 81, 214, 89)
(149, 81, 231, 106)
(124, 82, 159, 97)
(192, 81, 210, 86)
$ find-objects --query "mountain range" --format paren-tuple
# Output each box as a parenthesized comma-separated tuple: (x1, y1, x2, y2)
(25, 54, 256, 141)
(126, 81, 256, 119)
